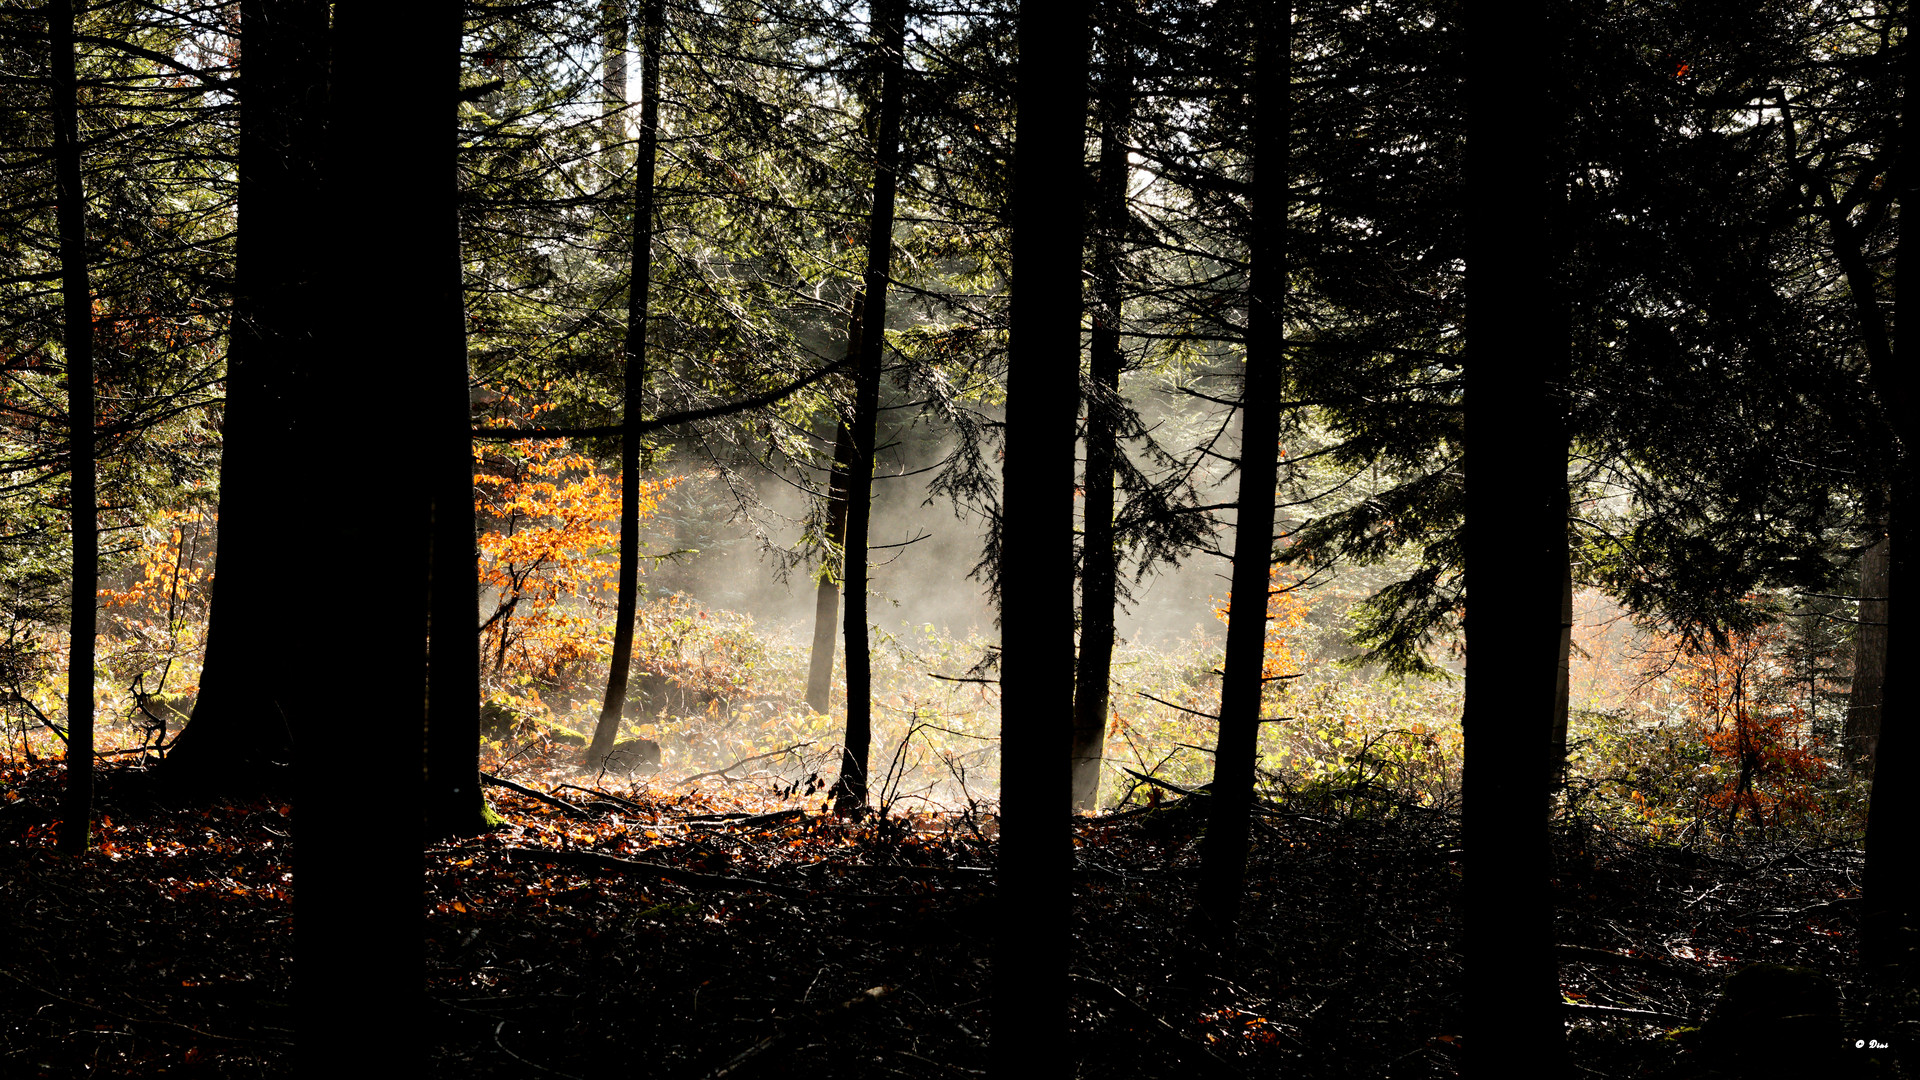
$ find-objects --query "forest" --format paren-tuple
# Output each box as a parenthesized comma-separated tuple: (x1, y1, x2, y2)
(0, 0, 1915, 1075)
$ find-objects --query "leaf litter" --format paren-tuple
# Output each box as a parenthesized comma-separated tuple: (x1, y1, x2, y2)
(0, 756, 1911, 1078)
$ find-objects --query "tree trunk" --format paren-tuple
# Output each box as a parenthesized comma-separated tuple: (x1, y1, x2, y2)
(1860, 4, 1920, 984)
(1462, 0, 1568, 1069)
(587, 0, 665, 770)
(1849, 513, 1889, 772)
(1862, 481, 1916, 972)
(1071, 0, 1135, 815)
(1550, 514, 1573, 789)
(830, 0, 907, 814)
(993, 0, 1088, 1072)
(50, 0, 95, 856)
(804, 417, 856, 715)
(296, 0, 451, 1068)
(1193, 6, 1286, 946)
(423, 92, 485, 834)
(160, 0, 327, 796)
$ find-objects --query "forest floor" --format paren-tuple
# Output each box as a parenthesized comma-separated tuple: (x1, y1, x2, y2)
(0, 748, 1913, 1079)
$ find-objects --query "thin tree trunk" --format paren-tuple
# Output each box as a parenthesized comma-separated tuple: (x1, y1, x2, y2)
(50, 0, 94, 856)
(587, 0, 665, 769)
(1194, 4, 1285, 945)
(601, 0, 628, 164)
(805, 417, 856, 715)
(1550, 511, 1573, 789)
(1849, 512, 1888, 772)
(1071, 0, 1135, 815)
(161, 0, 327, 796)
(1863, 482, 1915, 969)
(830, 0, 907, 814)
(1462, 0, 1568, 1069)
(993, 0, 1088, 1071)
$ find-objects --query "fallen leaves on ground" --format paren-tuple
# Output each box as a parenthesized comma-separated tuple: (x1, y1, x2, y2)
(0, 758, 1907, 1078)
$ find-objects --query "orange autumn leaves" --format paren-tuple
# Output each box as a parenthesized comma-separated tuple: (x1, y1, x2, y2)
(1215, 563, 1313, 692)
(1669, 625, 1827, 834)
(475, 439, 677, 701)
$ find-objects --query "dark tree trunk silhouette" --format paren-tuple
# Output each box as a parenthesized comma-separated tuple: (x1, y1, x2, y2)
(830, 0, 907, 814)
(992, 0, 1088, 1071)
(1550, 491, 1574, 789)
(1849, 511, 1888, 772)
(1461, 0, 1568, 1068)
(1861, 7, 1920, 981)
(296, 0, 454, 1067)
(587, 0, 665, 770)
(804, 417, 856, 715)
(50, 0, 95, 855)
(1193, 3, 1286, 945)
(161, 0, 328, 795)
(1071, 0, 1135, 815)
(423, 94, 485, 834)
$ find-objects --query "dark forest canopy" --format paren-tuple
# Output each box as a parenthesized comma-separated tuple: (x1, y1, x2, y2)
(0, 0, 1916, 1075)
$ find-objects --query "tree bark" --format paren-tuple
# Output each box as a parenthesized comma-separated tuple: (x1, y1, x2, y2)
(1462, 0, 1568, 1070)
(1860, 2, 1920, 982)
(1071, 0, 1135, 815)
(296, 0, 451, 1068)
(830, 0, 907, 814)
(993, 0, 1088, 1072)
(587, 0, 665, 770)
(423, 73, 485, 835)
(1193, 4, 1286, 946)
(50, 0, 95, 856)
(1848, 513, 1888, 772)
(160, 0, 328, 796)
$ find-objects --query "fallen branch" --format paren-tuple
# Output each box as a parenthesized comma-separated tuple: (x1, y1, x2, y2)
(1072, 974, 1243, 1079)
(1562, 1001, 1691, 1026)
(500, 846, 806, 899)
(1555, 944, 1717, 985)
(0, 967, 290, 1048)
(479, 772, 597, 820)
(686, 809, 807, 830)
(552, 784, 654, 816)
(494, 1021, 590, 1079)
(703, 985, 893, 1079)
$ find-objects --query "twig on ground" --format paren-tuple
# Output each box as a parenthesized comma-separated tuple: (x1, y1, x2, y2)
(494, 1021, 591, 1079)
(1562, 1001, 1692, 1026)
(1071, 974, 1243, 1079)
(702, 985, 894, 1079)
(0, 966, 290, 1048)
